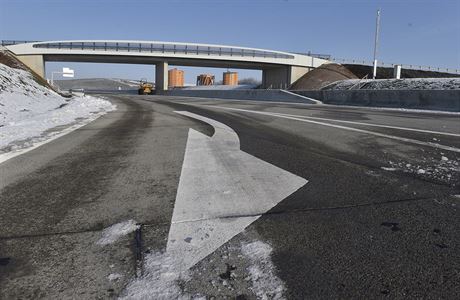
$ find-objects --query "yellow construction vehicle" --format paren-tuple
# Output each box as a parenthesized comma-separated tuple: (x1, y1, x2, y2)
(138, 78, 153, 95)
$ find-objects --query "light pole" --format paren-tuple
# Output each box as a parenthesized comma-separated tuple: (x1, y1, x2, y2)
(372, 9, 381, 79)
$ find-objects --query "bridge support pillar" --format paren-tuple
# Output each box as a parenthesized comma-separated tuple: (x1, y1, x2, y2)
(290, 66, 311, 85)
(155, 61, 168, 91)
(262, 66, 310, 89)
(16, 55, 45, 79)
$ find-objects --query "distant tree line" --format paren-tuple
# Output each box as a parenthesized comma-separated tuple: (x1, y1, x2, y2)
(238, 78, 261, 85)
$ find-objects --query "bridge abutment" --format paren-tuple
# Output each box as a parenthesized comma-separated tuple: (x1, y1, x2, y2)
(262, 66, 310, 89)
(155, 61, 169, 91)
(15, 54, 45, 79)
(290, 66, 311, 85)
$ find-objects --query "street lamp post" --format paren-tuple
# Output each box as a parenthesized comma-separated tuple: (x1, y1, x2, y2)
(372, 9, 381, 79)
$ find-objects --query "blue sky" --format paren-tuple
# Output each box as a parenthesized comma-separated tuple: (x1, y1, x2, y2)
(1, 0, 459, 83)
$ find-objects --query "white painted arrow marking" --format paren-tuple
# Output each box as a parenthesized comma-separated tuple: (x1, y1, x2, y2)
(167, 111, 307, 272)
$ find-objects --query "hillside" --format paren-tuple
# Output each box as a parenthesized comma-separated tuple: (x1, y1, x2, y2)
(322, 78, 460, 90)
(0, 57, 115, 152)
(0, 49, 55, 91)
(344, 64, 460, 79)
(55, 78, 140, 92)
(289, 63, 358, 90)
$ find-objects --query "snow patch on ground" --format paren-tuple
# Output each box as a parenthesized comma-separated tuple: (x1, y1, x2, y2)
(119, 239, 285, 299)
(96, 220, 139, 246)
(1, 95, 115, 150)
(120, 250, 192, 300)
(0, 63, 116, 153)
(241, 241, 285, 300)
(417, 169, 426, 174)
(108, 273, 123, 281)
(381, 167, 397, 171)
(323, 78, 460, 90)
(386, 155, 459, 186)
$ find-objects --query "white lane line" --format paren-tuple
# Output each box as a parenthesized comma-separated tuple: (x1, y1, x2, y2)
(165, 97, 460, 116)
(181, 101, 459, 137)
(279, 89, 323, 104)
(176, 110, 240, 150)
(167, 111, 307, 272)
(270, 111, 460, 137)
(0, 118, 96, 164)
(208, 106, 460, 153)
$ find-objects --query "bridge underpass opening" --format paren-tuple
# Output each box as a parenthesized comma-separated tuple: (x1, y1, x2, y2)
(167, 66, 262, 89)
(45, 62, 155, 92)
(46, 61, 263, 92)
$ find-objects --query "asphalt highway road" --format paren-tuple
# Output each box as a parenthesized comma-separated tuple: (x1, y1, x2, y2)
(1, 95, 459, 299)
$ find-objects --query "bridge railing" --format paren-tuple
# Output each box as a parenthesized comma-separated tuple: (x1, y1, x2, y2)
(1, 40, 295, 60)
(1, 40, 41, 46)
(293, 52, 331, 60)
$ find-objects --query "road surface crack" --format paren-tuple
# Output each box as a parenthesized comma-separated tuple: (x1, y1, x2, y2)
(146, 195, 436, 227)
(0, 196, 445, 240)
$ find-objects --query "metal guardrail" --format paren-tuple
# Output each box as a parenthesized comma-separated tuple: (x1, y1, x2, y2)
(1, 40, 295, 60)
(332, 57, 460, 75)
(1, 40, 40, 46)
(293, 52, 331, 60)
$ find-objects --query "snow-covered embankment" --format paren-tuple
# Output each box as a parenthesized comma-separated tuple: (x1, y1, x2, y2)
(0, 63, 116, 154)
(322, 78, 460, 90)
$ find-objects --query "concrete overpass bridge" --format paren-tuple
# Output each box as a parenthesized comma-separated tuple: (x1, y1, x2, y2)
(3, 40, 330, 90)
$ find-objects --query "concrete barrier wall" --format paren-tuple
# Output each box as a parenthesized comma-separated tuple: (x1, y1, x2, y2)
(159, 88, 460, 112)
(293, 89, 460, 112)
(158, 89, 316, 104)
